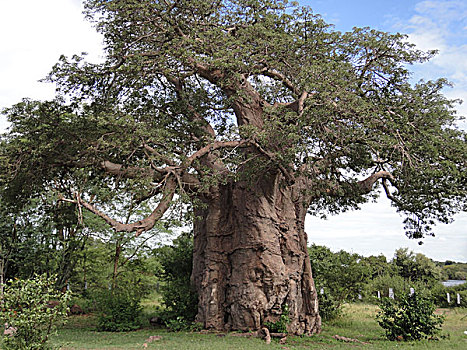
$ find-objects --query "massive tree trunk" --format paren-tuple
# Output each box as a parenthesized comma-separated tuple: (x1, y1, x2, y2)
(192, 171, 321, 335)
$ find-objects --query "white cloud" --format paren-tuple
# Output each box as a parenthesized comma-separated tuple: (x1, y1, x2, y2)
(414, 0, 467, 23)
(0, 0, 103, 115)
(400, 1, 467, 90)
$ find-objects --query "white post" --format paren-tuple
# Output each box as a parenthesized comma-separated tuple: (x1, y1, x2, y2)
(446, 292, 451, 304)
(377, 290, 381, 299)
(320, 288, 324, 295)
(457, 293, 461, 305)
(409, 287, 415, 296)
(389, 288, 394, 299)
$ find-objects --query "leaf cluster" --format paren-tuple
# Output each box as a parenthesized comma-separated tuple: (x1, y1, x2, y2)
(0, 274, 71, 350)
(377, 292, 444, 341)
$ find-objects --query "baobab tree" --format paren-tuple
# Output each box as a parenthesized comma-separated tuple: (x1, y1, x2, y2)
(1, 0, 466, 335)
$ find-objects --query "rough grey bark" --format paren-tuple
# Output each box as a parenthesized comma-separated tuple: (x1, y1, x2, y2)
(192, 171, 321, 335)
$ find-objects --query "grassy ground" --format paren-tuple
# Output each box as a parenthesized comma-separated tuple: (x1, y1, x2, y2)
(50, 303, 467, 349)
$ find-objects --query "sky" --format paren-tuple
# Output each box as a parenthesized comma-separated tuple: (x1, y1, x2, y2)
(0, 0, 466, 262)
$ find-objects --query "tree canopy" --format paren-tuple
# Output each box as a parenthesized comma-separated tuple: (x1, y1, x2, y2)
(1, 0, 466, 242)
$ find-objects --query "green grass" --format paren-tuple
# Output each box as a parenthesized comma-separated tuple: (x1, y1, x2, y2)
(49, 303, 467, 349)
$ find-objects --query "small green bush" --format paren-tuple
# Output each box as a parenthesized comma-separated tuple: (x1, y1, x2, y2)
(264, 304, 290, 333)
(94, 289, 142, 332)
(317, 291, 342, 321)
(0, 274, 71, 350)
(376, 292, 444, 341)
(164, 316, 203, 332)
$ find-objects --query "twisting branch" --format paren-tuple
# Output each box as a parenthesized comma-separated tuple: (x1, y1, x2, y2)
(182, 140, 250, 167)
(143, 143, 177, 167)
(100, 159, 200, 190)
(382, 178, 403, 206)
(62, 140, 251, 236)
(274, 91, 313, 114)
(320, 170, 396, 200)
(101, 160, 156, 179)
(358, 170, 395, 194)
(59, 175, 177, 236)
(261, 68, 300, 95)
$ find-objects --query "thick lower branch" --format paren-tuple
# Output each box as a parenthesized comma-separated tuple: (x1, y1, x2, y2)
(319, 170, 395, 200)
(60, 176, 177, 236)
(358, 170, 395, 193)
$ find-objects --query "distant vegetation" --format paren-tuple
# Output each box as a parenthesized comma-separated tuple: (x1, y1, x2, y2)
(437, 261, 467, 280)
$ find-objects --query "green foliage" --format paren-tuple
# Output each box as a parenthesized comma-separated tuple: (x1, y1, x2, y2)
(309, 244, 370, 319)
(0, 0, 465, 246)
(264, 304, 290, 333)
(363, 249, 448, 307)
(1, 0, 466, 334)
(440, 261, 467, 280)
(164, 316, 191, 332)
(0, 197, 87, 291)
(316, 291, 342, 321)
(364, 273, 428, 301)
(376, 292, 444, 341)
(432, 282, 467, 308)
(154, 232, 198, 323)
(94, 288, 143, 332)
(393, 248, 442, 285)
(360, 254, 393, 279)
(164, 316, 203, 332)
(0, 274, 71, 350)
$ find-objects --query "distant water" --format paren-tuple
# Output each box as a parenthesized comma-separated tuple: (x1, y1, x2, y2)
(442, 280, 466, 287)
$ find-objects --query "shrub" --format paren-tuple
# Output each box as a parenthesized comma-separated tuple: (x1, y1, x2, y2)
(94, 289, 142, 332)
(317, 291, 342, 321)
(376, 292, 444, 341)
(67, 296, 94, 314)
(154, 232, 198, 323)
(264, 304, 290, 333)
(0, 274, 71, 350)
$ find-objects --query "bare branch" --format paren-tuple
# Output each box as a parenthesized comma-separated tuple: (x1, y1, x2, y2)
(261, 68, 300, 95)
(358, 171, 395, 193)
(183, 140, 250, 167)
(101, 160, 156, 179)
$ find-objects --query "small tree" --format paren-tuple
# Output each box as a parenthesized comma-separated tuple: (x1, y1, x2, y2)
(377, 292, 444, 341)
(393, 248, 442, 285)
(309, 244, 370, 319)
(0, 274, 71, 350)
